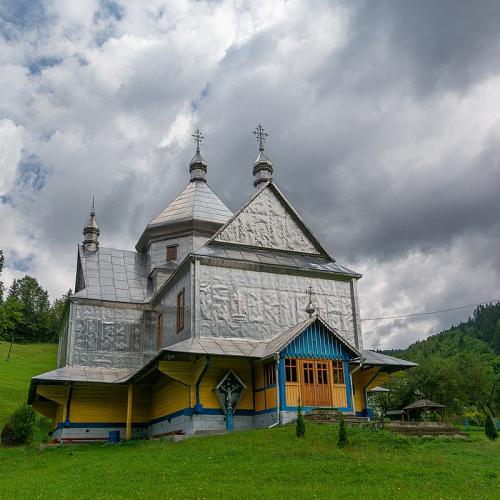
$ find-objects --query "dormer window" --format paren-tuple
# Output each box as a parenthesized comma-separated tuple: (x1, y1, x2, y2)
(166, 244, 178, 262)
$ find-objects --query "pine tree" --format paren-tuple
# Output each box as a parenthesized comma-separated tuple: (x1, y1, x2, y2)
(337, 412, 348, 448)
(484, 414, 498, 440)
(296, 405, 305, 438)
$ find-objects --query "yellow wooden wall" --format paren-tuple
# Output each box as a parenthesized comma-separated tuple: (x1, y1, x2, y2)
(36, 383, 150, 424)
(198, 357, 254, 410)
(150, 375, 190, 420)
(351, 368, 389, 411)
(254, 362, 277, 411)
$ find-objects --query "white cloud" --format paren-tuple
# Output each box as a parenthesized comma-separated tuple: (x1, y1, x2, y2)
(1, 0, 499, 349)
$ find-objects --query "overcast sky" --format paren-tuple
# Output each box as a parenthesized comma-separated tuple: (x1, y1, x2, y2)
(1, 0, 499, 349)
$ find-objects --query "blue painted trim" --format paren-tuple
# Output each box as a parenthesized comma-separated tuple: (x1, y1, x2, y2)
(278, 356, 286, 410)
(344, 360, 353, 411)
(56, 422, 149, 430)
(194, 354, 211, 414)
(64, 383, 73, 428)
(264, 383, 277, 389)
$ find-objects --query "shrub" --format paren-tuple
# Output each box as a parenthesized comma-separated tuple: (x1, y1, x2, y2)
(484, 414, 498, 441)
(1, 404, 37, 447)
(464, 406, 485, 426)
(296, 405, 305, 438)
(337, 412, 348, 448)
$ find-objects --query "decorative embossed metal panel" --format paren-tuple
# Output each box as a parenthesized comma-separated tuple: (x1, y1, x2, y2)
(214, 187, 319, 254)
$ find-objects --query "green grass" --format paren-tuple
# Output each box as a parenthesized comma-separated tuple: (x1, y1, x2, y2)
(0, 425, 498, 499)
(0, 342, 498, 499)
(0, 341, 57, 427)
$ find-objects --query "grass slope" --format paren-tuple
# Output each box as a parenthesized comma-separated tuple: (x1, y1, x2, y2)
(0, 343, 498, 498)
(0, 341, 57, 426)
(0, 425, 498, 499)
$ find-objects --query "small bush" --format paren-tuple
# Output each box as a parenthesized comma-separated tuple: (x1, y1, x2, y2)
(1, 404, 37, 447)
(464, 406, 485, 426)
(337, 413, 348, 448)
(484, 414, 498, 441)
(296, 405, 305, 438)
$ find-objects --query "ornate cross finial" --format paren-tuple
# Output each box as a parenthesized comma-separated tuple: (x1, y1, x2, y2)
(192, 129, 204, 153)
(305, 285, 315, 301)
(253, 124, 268, 151)
(305, 285, 316, 318)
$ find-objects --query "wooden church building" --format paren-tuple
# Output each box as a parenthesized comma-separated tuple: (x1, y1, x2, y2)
(29, 127, 415, 441)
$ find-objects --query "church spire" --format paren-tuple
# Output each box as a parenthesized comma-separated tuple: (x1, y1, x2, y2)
(82, 197, 100, 252)
(189, 129, 208, 182)
(252, 124, 273, 188)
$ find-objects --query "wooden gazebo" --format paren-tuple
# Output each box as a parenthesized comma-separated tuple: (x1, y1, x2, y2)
(403, 399, 445, 421)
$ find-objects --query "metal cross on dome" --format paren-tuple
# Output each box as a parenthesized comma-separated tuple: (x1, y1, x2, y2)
(192, 129, 204, 153)
(305, 285, 315, 300)
(253, 124, 268, 150)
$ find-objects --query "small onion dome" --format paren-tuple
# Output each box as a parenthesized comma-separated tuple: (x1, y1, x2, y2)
(253, 149, 273, 188)
(82, 200, 100, 251)
(189, 150, 208, 182)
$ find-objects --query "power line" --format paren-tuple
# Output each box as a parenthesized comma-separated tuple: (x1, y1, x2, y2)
(361, 299, 500, 322)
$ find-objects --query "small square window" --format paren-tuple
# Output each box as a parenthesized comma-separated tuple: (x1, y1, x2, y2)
(166, 244, 178, 262)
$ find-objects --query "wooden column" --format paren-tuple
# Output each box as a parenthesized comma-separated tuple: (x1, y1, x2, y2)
(126, 384, 133, 440)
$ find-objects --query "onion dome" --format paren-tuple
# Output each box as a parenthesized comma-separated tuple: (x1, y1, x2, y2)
(82, 198, 100, 252)
(252, 124, 273, 188)
(190, 129, 208, 182)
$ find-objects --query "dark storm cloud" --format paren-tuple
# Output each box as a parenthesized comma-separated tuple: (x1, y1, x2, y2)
(1, 0, 500, 348)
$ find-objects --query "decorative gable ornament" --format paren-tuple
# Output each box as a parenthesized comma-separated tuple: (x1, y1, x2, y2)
(211, 182, 331, 257)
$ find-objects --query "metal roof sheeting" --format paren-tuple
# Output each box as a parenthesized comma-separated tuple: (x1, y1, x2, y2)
(194, 244, 361, 277)
(148, 181, 232, 228)
(32, 366, 135, 384)
(164, 315, 359, 359)
(357, 350, 418, 367)
(74, 246, 150, 303)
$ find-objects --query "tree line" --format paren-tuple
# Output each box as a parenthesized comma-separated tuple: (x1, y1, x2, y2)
(0, 250, 70, 343)
(383, 302, 500, 419)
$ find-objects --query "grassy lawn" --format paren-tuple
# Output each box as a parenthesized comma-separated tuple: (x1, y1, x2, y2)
(0, 341, 57, 427)
(0, 425, 498, 499)
(0, 342, 498, 499)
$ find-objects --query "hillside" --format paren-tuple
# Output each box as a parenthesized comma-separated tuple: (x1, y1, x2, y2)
(0, 341, 57, 427)
(382, 303, 500, 414)
(386, 302, 500, 361)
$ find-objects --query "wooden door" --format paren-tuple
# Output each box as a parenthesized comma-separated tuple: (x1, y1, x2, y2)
(300, 360, 333, 407)
(315, 361, 333, 406)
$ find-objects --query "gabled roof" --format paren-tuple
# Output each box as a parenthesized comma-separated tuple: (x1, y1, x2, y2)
(73, 246, 150, 303)
(208, 181, 333, 259)
(162, 315, 360, 359)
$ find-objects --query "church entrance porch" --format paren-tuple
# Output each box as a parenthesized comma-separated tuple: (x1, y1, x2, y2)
(284, 359, 348, 409)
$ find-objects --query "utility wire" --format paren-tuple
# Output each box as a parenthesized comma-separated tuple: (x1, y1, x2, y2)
(361, 299, 500, 322)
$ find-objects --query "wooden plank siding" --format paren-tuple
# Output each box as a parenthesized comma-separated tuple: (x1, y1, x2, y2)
(351, 368, 389, 411)
(198, 357, 254, 411)
(253, 361, 277, 411)
(150, 375, 190, 420)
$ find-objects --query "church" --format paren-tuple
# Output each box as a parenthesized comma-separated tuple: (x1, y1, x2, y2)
(29, 126, 415, 442)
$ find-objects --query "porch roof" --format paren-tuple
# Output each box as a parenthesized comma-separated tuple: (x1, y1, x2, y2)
(31, 366, 135, 384)
(355, 350, 417, 368)
(163, 314, 360, 359)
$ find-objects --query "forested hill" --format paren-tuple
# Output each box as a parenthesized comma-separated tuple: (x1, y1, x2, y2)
(385, 302, 500, 361)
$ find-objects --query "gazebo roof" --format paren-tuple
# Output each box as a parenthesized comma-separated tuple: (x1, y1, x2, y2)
(369, 386, 390, 393)
(403, 399, 445, 411)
